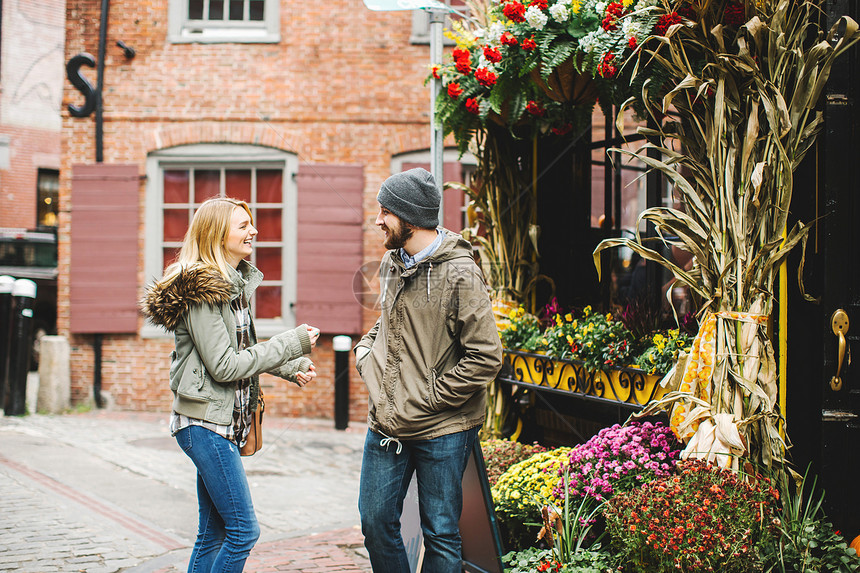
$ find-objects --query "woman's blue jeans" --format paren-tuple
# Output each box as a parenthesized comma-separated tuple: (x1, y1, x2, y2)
(359, 426, 478, 573)
(175, 425, 260, 573)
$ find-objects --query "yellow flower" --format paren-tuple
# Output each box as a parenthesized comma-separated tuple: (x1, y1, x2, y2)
(510, 324, 517, 331)
(555, 315, 563, 327)
(565, 313, 573, 322)
(606, 313, 612, 321)
(508, 309, 518, 320)
(566, 335, 573, 344)
(571, 0, 582, 13)
(584, 305, 592, 316)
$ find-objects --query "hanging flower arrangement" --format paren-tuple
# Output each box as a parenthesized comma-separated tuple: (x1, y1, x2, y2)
(432, 0, 665, 153)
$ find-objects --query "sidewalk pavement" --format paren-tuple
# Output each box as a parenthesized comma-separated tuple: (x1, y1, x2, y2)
(0, 410, 372, 572)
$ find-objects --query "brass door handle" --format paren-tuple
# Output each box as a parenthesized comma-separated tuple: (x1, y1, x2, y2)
(831, 309, 850, 391)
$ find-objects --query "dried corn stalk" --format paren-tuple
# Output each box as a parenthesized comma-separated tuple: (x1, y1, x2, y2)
(594, 0, 860, 474)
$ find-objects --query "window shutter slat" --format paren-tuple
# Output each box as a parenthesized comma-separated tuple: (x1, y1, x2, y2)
(294, 164, 364, 335)
(70, 164, 140, 333)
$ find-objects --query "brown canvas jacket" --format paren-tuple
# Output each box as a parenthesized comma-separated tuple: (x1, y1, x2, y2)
(354, 229, 503, 440)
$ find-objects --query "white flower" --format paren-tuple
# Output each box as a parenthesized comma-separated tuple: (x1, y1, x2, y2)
(579, 31, 597, 52)
(622, 19, 644, 37)
(488, 21, 507, 41)
(595, 2, 606, 15)
(549, 3, 570, 22)
(525, 5, 549, 29)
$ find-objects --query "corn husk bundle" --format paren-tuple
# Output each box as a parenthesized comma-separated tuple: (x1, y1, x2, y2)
(594, 0, 860, 474)
(450, 126, 544, 305)
(451, 126, 543, 440)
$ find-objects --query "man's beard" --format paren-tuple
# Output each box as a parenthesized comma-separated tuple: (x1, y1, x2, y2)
(383, 220, 414, 250)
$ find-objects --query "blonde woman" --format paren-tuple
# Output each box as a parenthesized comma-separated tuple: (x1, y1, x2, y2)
(141, 197, 319, 572)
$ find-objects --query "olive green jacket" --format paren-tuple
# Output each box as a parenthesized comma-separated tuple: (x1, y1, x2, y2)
(141, 261, 312, 425)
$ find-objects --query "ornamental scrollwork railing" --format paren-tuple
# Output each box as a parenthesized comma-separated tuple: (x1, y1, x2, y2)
(500, 349, 667, 408)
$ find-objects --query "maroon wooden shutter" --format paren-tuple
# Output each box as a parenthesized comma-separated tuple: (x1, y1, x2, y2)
(70, 164, 140, 333)
(294, 164, 364, 334)
(402, 161, 466, 232)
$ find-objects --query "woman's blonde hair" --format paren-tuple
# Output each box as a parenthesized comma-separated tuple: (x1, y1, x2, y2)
(160, 197, 254, 283)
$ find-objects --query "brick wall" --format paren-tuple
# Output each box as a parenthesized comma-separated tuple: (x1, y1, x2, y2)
(61, 0, 437, 421)
(0, 126, 60, 228)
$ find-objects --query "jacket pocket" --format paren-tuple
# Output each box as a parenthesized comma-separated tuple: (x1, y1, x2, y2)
(168, 350, 180, 392)
(425, 368, 441, 411)
(176, 367, 209, 403)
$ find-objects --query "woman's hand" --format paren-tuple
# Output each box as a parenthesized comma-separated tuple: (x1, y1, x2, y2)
(294, 364, 317, 387)
(307, 326, 320, 348)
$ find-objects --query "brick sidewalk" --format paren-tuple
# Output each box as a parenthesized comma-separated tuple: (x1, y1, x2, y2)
(148, 527, 370, 573)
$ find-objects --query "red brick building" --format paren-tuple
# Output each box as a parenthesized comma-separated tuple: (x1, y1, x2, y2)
(60, 0, 470, 420)
(0, 0, 64, 230)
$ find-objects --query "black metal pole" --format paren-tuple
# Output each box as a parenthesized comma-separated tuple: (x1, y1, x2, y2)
(0, 276, 14, 413)
(92, 0, 109, 407)
(96, 0, 109, 163)
(7, 279, 36, 416)
(333, 335, 353, 430)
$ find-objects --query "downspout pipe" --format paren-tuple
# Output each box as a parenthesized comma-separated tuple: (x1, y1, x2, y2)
(92, 0, 110, 408)
(96, 0, 108, 163)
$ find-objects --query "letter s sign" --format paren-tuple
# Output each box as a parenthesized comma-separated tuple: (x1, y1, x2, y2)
(66, 53, 97, 118)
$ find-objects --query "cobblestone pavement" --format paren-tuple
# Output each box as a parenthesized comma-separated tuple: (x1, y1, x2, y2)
(0, 411, 371, 572)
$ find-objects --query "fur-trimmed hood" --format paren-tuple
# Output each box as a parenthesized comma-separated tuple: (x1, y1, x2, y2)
(141, 263, 255, 332)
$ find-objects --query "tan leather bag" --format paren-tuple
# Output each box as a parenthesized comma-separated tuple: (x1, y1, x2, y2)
(240, 391, 264, 456)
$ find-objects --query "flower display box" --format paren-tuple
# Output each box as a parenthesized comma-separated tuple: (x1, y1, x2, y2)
(499, 349, 667, 410)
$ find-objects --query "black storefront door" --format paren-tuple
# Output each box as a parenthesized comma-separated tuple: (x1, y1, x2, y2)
(787, 0, 860, 537)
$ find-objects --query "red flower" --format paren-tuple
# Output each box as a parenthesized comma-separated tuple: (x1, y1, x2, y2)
(452, 47, 470, 62)
(655, 12, 682, 36)
(601, 14, 618, 31)
(521, 37, 537, 50)
(552, 123, 573, 136)
(483, 46, 502, 63)
(447, 82, 463, 98)
(500, 31, 518, 46)
(502, 2, 526, 22)
(475, 67, 497, 87)
(597, 51, 617, 78)
(606, 1, 624, 17)
(465, 97, 480, 114)
(431, 65, 441, 79)
(628, 36, 637, 50)
(526, 100, 545, 116)
(723, 1, 745, 27)
(529, 0, 548, 9)
(455, 59, 472, 74)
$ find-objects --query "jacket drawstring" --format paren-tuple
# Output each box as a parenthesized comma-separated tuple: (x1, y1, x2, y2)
(426, 262, 432, 302)
(379, 431, 403, 454)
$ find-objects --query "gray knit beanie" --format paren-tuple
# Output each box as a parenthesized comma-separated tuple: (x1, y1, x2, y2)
(377, 168, 441, 229)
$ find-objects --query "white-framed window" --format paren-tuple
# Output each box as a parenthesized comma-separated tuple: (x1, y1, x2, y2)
(143, 144, 298, 338)
(167, 0, 280, 43)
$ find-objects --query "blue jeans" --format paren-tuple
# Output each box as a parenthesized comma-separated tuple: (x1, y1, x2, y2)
(359, 427, 478, 573)
(175, 425, 260, 573)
